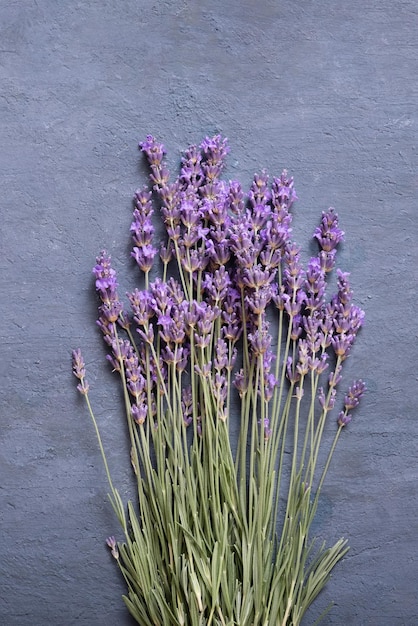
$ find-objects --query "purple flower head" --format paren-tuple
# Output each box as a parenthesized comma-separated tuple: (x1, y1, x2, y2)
(314, 352, 329, 374)
(205, 233, 231, 267)
(283, 243, 305, 294)
(180, 144, 203, 187)
(133, 187, 153, 213)
(271, 170, 298, 213)
(336, 269, 353, 305)
(313, 208, 344, 254)
(248, 322, 272, 357)
(263, 373, 277, 402)
(284, 291, 305, 318)
(93, 251, 118, 296)
(181, 247, 207, 274)
(290, 314, 303, 341)
(131, 403, 147, 425)
(337, 411, 352, 428)
(234, 369, 248, 398)
(242, 265, 276, 290)
(137, 322, 155, 345)
(200, 135, 229, 167)
(127, 289, 154, 326)
(131, 244, 157, 273)
(158, 307, 186, 346)
(286, 356, 300, 384)
(160, 243, 174, 265)
(196, 302, 219, 336)
(139, 135, 165, 167)
(303, 313, 322, 352)
(319, 249, 337, 273)
(179, 196, 201, 226)
(305, 257, 326, 311)
(326, 388, 337, 411)
(161, 345, 188, 368)
(214, 338, 228, 371)
(221, 289, 242, 343)
(272, 287, 290, 311)
(260, 213, 290, 253)
(344, 379, 366, 411)
(194, 362, 212, 378)
(230, 221, 259, 269)
(131, 214, 154, 247)
(296, 339, 309, 377)
(149, 278, 174, 316)
(126, 354, 146, 400)
(181, 386, 194, 427)
(248, 171, 271, 208)
(228, 180, 245, 215)
(130, 189, 155, 270)
(72, 349, 89, 395)
(150, 164, 170, 189)
(213, 372, 228, 405)
(245, 286, 273, 316)
(99, 299, 124, 324)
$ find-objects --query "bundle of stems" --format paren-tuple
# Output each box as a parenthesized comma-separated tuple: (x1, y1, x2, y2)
(73, 135, 365, 625)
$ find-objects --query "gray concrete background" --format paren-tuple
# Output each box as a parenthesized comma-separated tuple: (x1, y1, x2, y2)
(1, 0, 417, 624)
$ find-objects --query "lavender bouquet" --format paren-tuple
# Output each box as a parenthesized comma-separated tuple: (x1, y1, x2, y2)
(73, 135, 365, 625)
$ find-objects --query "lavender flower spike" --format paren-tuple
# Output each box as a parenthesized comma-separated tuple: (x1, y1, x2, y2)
(72, 349, 89, 395)
(344, 379, 366, 410)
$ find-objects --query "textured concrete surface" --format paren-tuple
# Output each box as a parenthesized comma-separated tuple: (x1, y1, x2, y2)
(1, 1, 417, 624)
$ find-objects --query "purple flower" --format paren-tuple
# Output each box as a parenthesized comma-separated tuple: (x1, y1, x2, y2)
(260, 213, 290, 253)
(228, 180, 245, 215)
(214, 338, 229, 371)
(344, 379, 366, 410)
(139, 135, 165, 166)
(283, 243, 305, 294)
(337, 411, 352, 427)
(331, 333, 355, 360)
(150, 164, 170, 188)
(234, 369, 248, 398)
(271, 170, 298, 213)
(263, 373, 277, 402)
(242, 265, 276, 290)
(131, 244, 157, 273)
(245, 286, 273, 316)
(131, 403, 147, 425)
(248, 322, 272, 357)
(125, 354, 146, 401)
(318, 387, 336, 411)
(286, 356, 300, 383)
(106, 536, 119, 560)
(180, 144, 203, 187)
(93, 251, 118, 296)
(200, 135, 229, 168)
(72, 349, 89, 395)
(313, 208, 345, 253)
(305, 257, 326, 311)
(203, 266, 231, 305)
(127, 289, 154, 326)
(248, 171, 271, 208)
(259, 417, 272, 440)
(181, 386, 194, 426)
(213, 372, 228, 406)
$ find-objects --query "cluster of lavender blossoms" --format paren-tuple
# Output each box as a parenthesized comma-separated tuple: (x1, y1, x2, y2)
(82, 134, 364, 440)
(73, 134, 365, 626)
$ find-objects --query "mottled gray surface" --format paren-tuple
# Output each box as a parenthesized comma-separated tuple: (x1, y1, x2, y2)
(1, 1, 417, 624)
